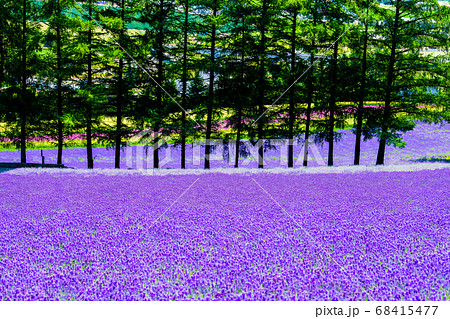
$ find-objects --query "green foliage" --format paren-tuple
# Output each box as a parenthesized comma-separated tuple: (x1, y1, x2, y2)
(0, 0, 449, 166)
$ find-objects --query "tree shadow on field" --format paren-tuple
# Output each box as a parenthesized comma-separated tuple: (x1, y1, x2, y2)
(0, 167, 15, 174)
(410, 156, 450, 163)
(0, 163, 67, 172)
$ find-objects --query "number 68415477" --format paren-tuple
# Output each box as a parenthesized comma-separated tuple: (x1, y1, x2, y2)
(375, 305, 438, 316)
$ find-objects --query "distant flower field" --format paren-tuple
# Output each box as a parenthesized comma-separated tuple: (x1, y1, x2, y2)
(1, 122, 449, 169)
(0, 167, 449, 300)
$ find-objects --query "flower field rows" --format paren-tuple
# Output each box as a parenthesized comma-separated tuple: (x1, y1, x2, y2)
(1, 122, 449, 169)
(0, 168, 449, 300)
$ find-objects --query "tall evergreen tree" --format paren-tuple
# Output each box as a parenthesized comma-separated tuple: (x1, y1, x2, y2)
(218, 0, 255, 168)
(74, 0, 110, 168)
(41, 0, 79, 165)
(0, 2, 9, 87)
(267, 0, 303, 168)
(307, 0, 355, 166)
(300, 0, 322, 167)
(86, 0, 94, 169)
(372, 0, 449, 165)
(286, 1, 301, 168)
(195, 0, 224, 169)
(99, 0, 137, 169)
(324, 1, 347, 166)
(138, 0, 178, 169)
(180, 0, 190, 169)
(115, 0, 126, 169)
(0, 0, 448, 169)
(255, 0, 268, 169)
(15, 0, 31, 163)
(0, 0, 41, 163)
(350, 0, 377, 165)
(20, 0, 27, 163)
(247, 0, 280, 168)
(81, 0, 96, 169)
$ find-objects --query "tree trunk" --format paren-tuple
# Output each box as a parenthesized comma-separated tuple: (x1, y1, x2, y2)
(204, 7, 216, 169)
(181, 111, 186, 168)
(327, 38, 338, 167)
(234, 15, 246, 168)
(288, 9, 297, 168)
(153, 123, 160, 169)
(20, 0, 27, 164)
(354, 4, 369, 166)
(181, 0, 189, 169)
(303, 46, 315, 167)
(0, 24, 5, 85)
(234, 106, 242, 168)
(86, 0, 94, 169)
(115, 0, 125, 169)
(376, 5, 400, 165)
(154, 0, 165, 169)
(303, 11, 316, 167)
(115, 66, 123, 169)
(257, 0, 267, 169)
(56, 0, 63, 165)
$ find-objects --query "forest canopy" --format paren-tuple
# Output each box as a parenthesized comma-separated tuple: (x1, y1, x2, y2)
(0, 0, 449, 168)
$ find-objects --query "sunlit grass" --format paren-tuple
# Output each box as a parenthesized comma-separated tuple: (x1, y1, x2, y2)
(0, 104, 442, 151)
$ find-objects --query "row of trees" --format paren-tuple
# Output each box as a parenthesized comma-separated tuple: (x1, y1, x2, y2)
(0, 0, 449, 169)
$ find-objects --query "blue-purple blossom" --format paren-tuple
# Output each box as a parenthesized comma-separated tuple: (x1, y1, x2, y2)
(0, 122, 449, 169)
(0, 167, 449, 300)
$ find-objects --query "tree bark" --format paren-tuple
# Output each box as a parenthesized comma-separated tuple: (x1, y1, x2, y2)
(56, 0, 63, 165)
(204, 6, 216, 169)
(0, 22, 5, 85)
(234, 107, 242, 168)
(234, 14, 246, 168)
(288, 9, 297, 168)
(376, 5, 400, 165)
(257, 0, 267, 169)
(181, 0, 189, 169)
(354, 3, 369, 166)
(303, 44, 315, 167)
(20, 0, 27, 164)
(154, 0, 165, 169)
(115, 0, 125, 169)
(86, 0, 94, 169)
(303, 11, 317, 167)
(327, 37, 338, 167)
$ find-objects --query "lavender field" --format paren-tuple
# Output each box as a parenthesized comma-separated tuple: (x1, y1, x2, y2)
(1, 122, 449, 169)
(1, 122, 449, 301)
(1, 166, 449, 301)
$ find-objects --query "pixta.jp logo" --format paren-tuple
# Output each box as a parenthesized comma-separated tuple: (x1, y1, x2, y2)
(125, 130, 325, 169)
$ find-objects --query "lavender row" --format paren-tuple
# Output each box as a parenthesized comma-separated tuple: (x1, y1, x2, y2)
(0, 169, 449, 300)
(1, 123, 448, 169)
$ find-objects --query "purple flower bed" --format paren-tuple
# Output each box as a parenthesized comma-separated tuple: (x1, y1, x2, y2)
(0, 168, 449, 300)
(1, 122, 448, 169)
